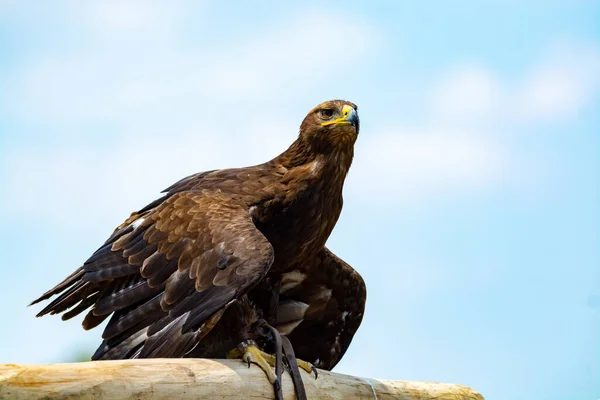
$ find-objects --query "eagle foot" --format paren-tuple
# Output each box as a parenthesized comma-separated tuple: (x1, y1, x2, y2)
(228, 345, 319, 383)
(227, 319, 313, 400)
(227, 341, 284, 400)
(229, 343, 279, 383)
(231, 343, 317, 379)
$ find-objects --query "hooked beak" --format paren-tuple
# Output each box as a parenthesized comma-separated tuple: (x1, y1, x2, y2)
(321, 104, 359, 128)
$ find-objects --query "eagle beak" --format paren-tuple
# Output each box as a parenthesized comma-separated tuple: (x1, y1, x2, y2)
(321, 105, 359, 127)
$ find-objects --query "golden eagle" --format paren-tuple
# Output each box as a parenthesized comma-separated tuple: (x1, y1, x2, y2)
(31, 100, 366, 400)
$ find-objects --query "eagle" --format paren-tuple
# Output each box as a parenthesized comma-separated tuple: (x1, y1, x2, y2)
(31, 99, 366, 400)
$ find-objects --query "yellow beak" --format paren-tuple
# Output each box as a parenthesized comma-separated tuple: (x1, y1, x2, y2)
(321, 105, 359, 127)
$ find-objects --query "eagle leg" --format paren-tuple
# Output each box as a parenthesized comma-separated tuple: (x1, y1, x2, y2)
(257, 320, 310, 400)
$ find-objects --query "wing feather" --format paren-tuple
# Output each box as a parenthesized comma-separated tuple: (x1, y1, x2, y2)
(277, 248, 366, 370)
(31, 189, 274, 361)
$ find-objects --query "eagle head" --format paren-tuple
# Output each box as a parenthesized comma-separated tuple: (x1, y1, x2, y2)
(299, 100, 359, 153)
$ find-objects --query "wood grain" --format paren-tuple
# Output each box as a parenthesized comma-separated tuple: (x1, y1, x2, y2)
(0, 358, 484, 399)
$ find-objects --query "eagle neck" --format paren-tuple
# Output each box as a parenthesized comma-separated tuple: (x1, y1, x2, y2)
(271, 136, 354, 199)
(274, 137, 354, 173)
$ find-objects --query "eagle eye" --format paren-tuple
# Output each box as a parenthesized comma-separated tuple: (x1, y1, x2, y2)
(318, 109, 334, 120)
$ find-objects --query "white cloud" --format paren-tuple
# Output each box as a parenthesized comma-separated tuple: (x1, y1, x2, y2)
(357, 40, 600, 205)
(428, 41, 600, 124)
(519, 41, 600, 121)
(83, 0, 189, 34)
(430, 64, 502, 122)
(1, 121, 296, 227)
(348, 126, 510, 204)
(5, 11, 376, 124)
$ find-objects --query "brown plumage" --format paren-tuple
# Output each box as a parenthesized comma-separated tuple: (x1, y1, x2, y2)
(31, 99, 366, 381)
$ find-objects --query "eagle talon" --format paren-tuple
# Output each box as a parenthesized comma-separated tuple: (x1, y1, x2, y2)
(311, 364, 318, 379)
(294, 357, 318, 379)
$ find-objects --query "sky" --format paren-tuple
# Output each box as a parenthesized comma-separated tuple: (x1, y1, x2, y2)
(0, 1, 598, 399)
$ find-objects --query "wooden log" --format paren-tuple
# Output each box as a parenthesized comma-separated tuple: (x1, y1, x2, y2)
(0, 358, 484, 399)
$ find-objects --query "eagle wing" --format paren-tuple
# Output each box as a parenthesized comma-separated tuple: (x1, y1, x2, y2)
(31, 189, 274, 359)
(274, 248, 366, 370)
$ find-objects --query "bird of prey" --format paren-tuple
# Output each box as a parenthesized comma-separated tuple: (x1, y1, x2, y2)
(31, 99, 366, 400)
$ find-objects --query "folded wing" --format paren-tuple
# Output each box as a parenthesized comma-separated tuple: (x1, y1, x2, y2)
(31, 190, 274, 359)
(274, 248, 366, 370)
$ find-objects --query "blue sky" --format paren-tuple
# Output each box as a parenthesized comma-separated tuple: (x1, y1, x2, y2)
(0, 1, 598, 399)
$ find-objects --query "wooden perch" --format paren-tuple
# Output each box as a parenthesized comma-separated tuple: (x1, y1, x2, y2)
(0, 358, 484, 399)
